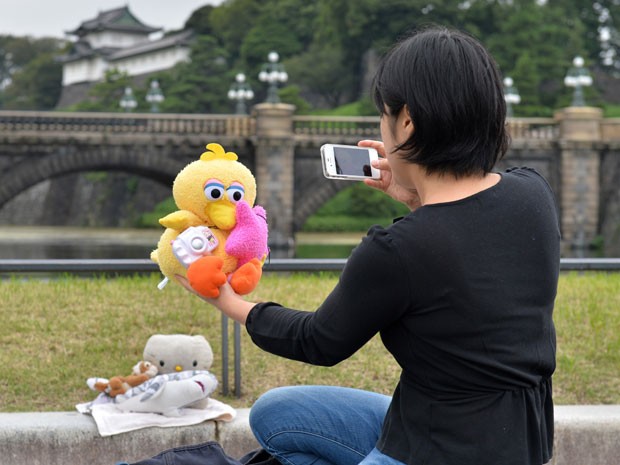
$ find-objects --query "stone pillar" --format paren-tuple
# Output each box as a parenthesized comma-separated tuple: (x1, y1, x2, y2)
(253, 103, 296, 257)
(555, 106, 602, 250)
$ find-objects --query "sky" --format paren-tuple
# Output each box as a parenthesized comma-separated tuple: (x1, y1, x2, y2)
(0, 0, 223, 39)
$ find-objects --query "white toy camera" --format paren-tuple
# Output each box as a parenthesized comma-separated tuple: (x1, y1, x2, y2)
(172, 226, 219, 268)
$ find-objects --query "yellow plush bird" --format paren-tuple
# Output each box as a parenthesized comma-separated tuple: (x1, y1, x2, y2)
(151, 143, 268, 298)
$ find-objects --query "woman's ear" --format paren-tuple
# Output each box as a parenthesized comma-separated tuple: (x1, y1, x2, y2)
(401, 106, 415, 137)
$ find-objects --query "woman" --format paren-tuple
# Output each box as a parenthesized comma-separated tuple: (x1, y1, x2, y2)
(185, 26, 560, 465)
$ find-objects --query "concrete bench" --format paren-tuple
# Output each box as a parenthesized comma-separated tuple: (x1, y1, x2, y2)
(1, 406, 619, 465)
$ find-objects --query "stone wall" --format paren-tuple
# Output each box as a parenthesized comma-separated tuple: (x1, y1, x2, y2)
(600, 147, 620, 255)
(0, 172, 170, 228)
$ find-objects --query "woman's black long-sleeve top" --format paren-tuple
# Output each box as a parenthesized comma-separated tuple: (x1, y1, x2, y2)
(246, 167, 560, 465)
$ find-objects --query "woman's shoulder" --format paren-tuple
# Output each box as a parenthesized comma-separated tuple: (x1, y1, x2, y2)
(503, 166, 547, 183)
(363, 215, 429, 252)
(502, 166, 555, 195)
(355, 222, 414, 260)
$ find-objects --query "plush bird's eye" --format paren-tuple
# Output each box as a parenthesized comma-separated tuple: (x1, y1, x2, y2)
(204, 180, 225, 201)
(226, 183, 245, 203)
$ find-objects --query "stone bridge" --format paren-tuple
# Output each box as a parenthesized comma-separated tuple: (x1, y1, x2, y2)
(0, 104, 619, 254)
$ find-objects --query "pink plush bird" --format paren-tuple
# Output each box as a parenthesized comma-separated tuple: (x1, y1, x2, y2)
(225, 202, 269, 267)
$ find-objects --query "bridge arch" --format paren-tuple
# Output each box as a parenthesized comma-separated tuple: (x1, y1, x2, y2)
(294, 179, 348, 231)
(0, 145, 186, 209)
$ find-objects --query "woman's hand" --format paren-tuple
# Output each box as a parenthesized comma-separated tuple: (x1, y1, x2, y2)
(175, 275, 256, 325)
(358, 140, 421, 211)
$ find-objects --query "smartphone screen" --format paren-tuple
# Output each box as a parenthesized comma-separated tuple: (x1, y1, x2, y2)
(333, 146, 372, 177)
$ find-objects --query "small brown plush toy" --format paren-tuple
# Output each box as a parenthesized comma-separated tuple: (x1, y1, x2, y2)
(87, 360, 158, 397)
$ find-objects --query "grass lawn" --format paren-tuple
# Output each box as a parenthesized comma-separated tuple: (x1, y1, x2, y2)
(0, 271, 618, 412)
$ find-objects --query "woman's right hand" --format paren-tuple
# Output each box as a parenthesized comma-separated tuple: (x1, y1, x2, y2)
(358, 140, 421, 211)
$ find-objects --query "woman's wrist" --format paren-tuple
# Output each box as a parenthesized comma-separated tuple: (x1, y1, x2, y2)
(208, 284, 256, 325)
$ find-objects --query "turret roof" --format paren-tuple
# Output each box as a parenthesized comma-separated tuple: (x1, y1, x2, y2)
(66, 6, 161, 36)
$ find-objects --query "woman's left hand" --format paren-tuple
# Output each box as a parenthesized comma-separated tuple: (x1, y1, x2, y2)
(358, 140, 421, 211)
(176, 275, 256, 325)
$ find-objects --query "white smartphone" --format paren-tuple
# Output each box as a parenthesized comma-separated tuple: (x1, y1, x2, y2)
(320, 144, 381, 180)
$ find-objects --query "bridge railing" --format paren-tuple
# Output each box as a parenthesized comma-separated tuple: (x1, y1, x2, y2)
(0, 111, 255, 138)
(507, 117, 558, 140)
(602, 117, 620, 141)
(293, 115, 381, 142)
(4, 110, 617, 143)
(291, 115, 560, 143)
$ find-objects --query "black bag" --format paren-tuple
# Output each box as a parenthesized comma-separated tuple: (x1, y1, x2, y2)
(116, 441, 281, 465)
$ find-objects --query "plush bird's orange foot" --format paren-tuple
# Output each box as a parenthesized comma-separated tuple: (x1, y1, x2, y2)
(229, 258, 262, 295)
(187, 256, 227, 298)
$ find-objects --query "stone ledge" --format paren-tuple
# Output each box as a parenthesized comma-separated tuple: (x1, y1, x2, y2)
(1, 406, 619, 465)
(551, 405, 620, 465)
(0, 409, 257, 465)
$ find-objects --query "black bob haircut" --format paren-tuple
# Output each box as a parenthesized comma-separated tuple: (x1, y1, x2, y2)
(372, 26, 509, 177)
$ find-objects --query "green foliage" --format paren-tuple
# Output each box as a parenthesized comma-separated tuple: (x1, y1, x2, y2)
(487, 1, 587, 111)
(303, 183, 409, 231)
(284, 44, 354, 107)
(319, 183, 408, 218)
(157, 35, 232, 114)
(604, 104, 620, 117)
(0, 35, 64, 110)
(278, 85, 312, 114)
(311, 98, 377, 116)
(84, 172, 108, 183)
(135, 196, 176, 228)
(184, 5, 217, 36)
(73, 69, 135, 112)
(302, 215, 397, 232)
(209, 0, 268, 59)
(1, 53, 62, 110)
(510, 53, 540, 108)
(217, 0, 316, 68)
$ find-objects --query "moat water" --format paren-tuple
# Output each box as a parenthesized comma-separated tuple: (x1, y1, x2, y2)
(0, 226, 365, 260)
(0, 226, 615, 260)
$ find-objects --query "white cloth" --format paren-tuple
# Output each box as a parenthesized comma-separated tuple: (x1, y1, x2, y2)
(76, 395, 236, 437)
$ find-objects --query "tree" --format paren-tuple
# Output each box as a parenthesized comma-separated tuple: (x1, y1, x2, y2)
(278, 85, 312, 113)
(158, 35, 232, 114)
(73, 69, 135, 112)
(567, 0, 620, 72)
(508, 53, 542, 115)
(487, 1, 586, 110)
(313, 0, 420, 98)
(284, 45, 354, 107)
(184, 5, 216, 36)
(209, 0, 269, 61)
(1, 53, 62, 110)
(0, 35, 64, 109)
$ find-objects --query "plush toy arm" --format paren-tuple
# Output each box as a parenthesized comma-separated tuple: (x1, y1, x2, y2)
(114, 372, 217, 416)
(159, 210, 204, 230)
(230, 258, 263, 295)
(87, 377, 109, 392)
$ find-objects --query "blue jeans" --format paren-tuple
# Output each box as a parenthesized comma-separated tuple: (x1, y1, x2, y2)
(249, 385, 405, 465)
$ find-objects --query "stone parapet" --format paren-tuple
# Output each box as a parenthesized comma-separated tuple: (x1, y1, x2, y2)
(1, 406, 619, 465)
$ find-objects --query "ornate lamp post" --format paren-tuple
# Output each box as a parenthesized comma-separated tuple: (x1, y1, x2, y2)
(145, 80, 164, 113)
(564, 56, 593, 107)
(119, 86, 137, 112)
(503, 77, 521, 118)
(258, 51, 288, 104)
(227, 73, 254, 114)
